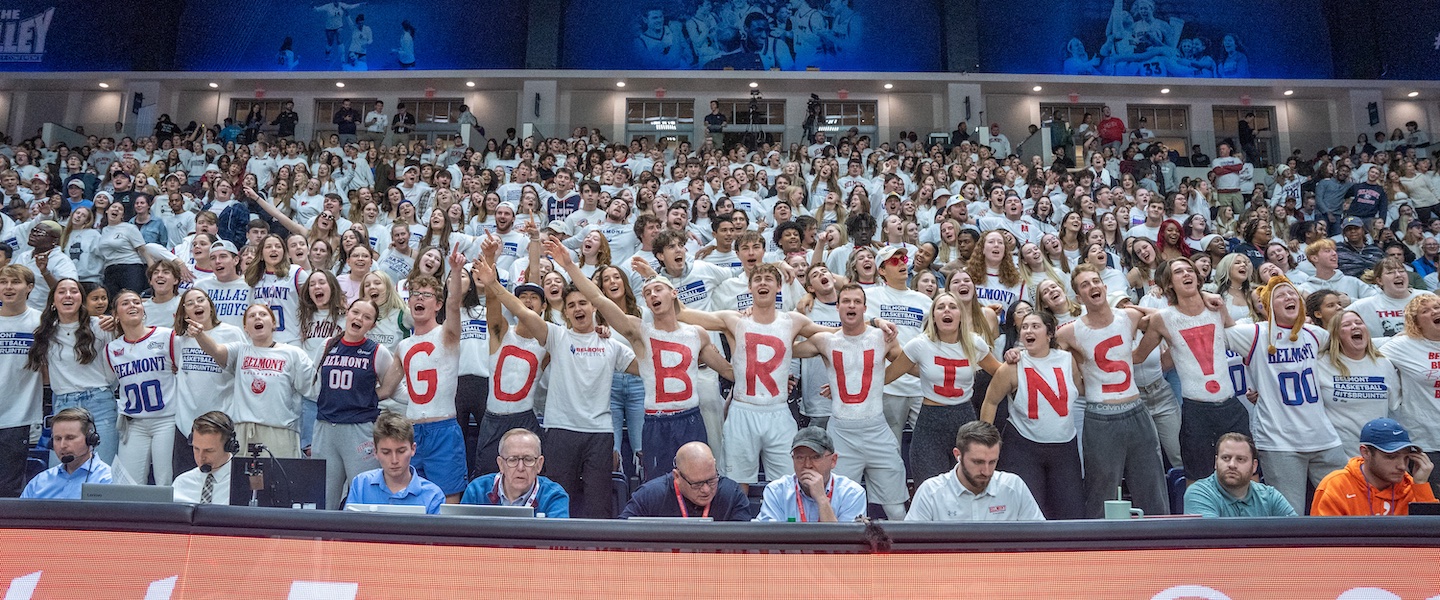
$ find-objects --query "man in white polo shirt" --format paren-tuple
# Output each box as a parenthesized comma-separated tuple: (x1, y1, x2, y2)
(905, 420, 1045, 522)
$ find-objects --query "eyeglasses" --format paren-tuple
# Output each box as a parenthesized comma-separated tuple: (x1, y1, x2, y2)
(885, 255, 909, 267)
(410, 291, 437, 300)
(501, 455, 539, 468)
(676, 469, 719, 491)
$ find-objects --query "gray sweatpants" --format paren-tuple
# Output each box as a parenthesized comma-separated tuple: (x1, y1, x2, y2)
(312, 420, 378, 510)
(1082, 400, 1170, 518)
(1258, 446, 1348, 515)
(1138, 378, 1182, 469)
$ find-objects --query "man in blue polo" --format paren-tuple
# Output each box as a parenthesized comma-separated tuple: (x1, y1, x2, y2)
(345, 412, 445, 513)
(1183, 432, 1296, 517)
(755, 427, 867, 522)
(22, 408, 113, 499)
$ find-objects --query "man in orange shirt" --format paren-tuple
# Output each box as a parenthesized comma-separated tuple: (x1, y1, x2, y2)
(1312, 418, 1435, 516)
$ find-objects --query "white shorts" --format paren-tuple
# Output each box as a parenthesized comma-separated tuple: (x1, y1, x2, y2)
(829, 414, 908, 505)
(723, 401, 796, 484)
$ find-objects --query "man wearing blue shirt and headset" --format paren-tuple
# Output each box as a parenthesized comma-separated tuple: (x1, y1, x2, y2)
(345, 412, 446, 513)
(23, 408, 113, 499)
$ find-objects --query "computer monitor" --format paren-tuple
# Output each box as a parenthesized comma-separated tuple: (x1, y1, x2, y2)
(229, 456, 327, 509)
(344, 503, 429, 515)
(1410, 502, 1440, 516)
(82, 484, 173, 503)
(437, 504, 535, 518)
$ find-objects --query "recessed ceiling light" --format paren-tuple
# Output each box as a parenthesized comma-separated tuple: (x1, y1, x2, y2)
(98, 82, 110, 89)
(1409, 91, 1420, 97)
(466, 81, 476, 88)
(748, 82, 758, 89)
(1160, 88, 1170, 94)
(883, 83, 894, 90)
(1283, 90, 1294, 96)
(335, 81, 345, 88)
(208, 82, 219, 89)
(616, 81, 626, 88)
(1032, 85, 1043, 92)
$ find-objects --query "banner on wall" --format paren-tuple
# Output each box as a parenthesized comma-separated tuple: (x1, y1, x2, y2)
(4, 528, 1440, 598)
(174, 0, 527, 72)
(0, 0, 141, 71)
(561, 0, 942, 71)
(978, 0, 1334, 79)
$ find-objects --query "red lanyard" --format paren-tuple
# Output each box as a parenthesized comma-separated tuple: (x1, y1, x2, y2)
(794, 477, 834, 523)
(674, 477, 711, 519)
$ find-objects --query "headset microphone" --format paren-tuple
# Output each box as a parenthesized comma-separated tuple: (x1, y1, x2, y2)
(60, 455, 75, 465)
(200, 464, 213, 474)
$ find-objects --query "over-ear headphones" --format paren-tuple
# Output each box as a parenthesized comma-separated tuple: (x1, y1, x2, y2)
(47, 408, 101, 450)
(194, 412, 240, 454)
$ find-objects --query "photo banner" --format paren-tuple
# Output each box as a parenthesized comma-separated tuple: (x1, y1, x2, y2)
(0, 0, 144, 71)
(977, 0, 1335, 79)
(175, 0, 528, 72)
(561, 0, 942, 71)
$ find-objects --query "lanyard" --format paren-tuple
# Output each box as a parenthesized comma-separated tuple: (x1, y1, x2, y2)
(673, 477, 711, 519)
(492, 475, 539, 507)
(794, 477, 834, 523)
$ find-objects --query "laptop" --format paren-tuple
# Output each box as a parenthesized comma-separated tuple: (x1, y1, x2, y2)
(82, 484, 174, 503)
(627, 516, 714, 522)
(1409, 502, 1440, 516)
(438, 504, 536, 518)
(343, 503, 428, 515)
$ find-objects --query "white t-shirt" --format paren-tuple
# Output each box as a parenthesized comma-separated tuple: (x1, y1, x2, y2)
(903, 334, 990, 406)
(1348, 290, 1425, 344)
(175, 323, 246, 437)
(224, 341, 315, 429)
(399, 325, 460, 421)
(812, 327, 887, 422)
(864, 285, 930, 398)
(251, 268, 307, 346)
(106, 326, 179, 421)
(1225, 322, 1341, 452)
(196, 278, 252, 328)
(1380, 334, 1440, 451)
(1315, 352, 1401, 457)
(46, 318, 116, 395)
(15, 247, 77, 312)
(0, 308, 43, 428)
(731, 312, 795, 406)
(488, 328, 547, 415)
(638, 322, 707, 413)
(542, 323, 635, 432)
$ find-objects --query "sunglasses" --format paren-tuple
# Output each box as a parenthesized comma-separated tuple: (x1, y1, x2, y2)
(884, 254, 908, 267)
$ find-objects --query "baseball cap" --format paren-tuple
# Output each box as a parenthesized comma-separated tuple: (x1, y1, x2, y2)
(642, 276, 676, 292)
(514, 282, 545, 298)
(403, 164, 419, 175)
(791, 426, 834, 455)
(1341, 216, 1365, 230)
(210, 240, 239, 256)
(496, 201, 518, 214)
(875, 245, 909, 265)
(1359, 418, 1420, 454)
(546, 221, 571, 237)
(34, 220, 62, 237)
(31, 172, 48, 184)
(112, 170, 131, 179)
(67, 179, 84, 189)
(932, 188, 952, 202)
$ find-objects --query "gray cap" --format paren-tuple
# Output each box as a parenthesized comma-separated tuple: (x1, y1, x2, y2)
(791, 426, 834, 455)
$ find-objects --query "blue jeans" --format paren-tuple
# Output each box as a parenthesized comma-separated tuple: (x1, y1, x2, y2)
(610, 372, 645, 454)
(53, 387, 118, 465)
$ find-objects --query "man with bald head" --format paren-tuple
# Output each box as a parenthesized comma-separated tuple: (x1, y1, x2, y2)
(620, 442, 752, 520)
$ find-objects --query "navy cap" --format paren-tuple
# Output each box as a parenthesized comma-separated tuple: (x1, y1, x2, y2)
(1341, 216, 1365, 230)
(1360, 418, 1419, 454)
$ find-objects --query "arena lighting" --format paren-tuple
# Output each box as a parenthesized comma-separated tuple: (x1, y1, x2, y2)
(466, 81, 476, 87)
(97, 82, 109, 88)
(1032, 85, 1043, 92)
(1409, 91, 1420, 97)
(335, 82, 345, 88)
(748, 82, 758, 88)
(883, 83, 894, 89)
(616, 81, 626, 88)
(1283, 89, 1294, 96)
(1160, 88, 1170, 94)
(208, 82, 219, 88)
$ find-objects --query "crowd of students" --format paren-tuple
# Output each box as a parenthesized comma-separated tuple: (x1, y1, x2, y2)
(2, 103, 1437, 520)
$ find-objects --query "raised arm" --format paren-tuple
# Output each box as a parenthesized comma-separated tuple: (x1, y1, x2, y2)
(248, 189, 309, 237)
(444, 243, 464, 346)
(474, 254, 550, 345)
(548, 238, 640, 340)
(676, 305, 736, 333)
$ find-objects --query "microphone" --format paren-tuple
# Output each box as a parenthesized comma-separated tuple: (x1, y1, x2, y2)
(200, 464, 212, 474)
(60, 455, 75, 464)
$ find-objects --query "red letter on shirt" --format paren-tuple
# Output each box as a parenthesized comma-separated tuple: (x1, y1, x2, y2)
(1025, 367, 1069, 419)
(932, 356, 970, 399)
(492, 345, 539, 402)
(831, 348, 875, 404)
(744, 333, 785, 397)
(651, 338, 694, 404)
(403, 342, 437, 404)
(1094, 335, 1133, 394)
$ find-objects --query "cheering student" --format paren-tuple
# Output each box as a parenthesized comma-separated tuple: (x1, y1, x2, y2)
(107, 290, 180, 486)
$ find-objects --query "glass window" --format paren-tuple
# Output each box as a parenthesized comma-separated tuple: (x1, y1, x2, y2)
(401, 98, 464, 125)
(817, 101, 877, 130)
(1127, 105, 1190, 156)
(715, 99, 786, 126)
(1213, 106, 1276, 166)
(230, 99, 293, 124)
(624, 100, 696, 130)
(314, 98, 379, 128)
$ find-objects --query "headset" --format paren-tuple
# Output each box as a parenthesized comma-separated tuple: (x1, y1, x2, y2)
(193, 412, 240, 454)
(47, 408, 101, 451)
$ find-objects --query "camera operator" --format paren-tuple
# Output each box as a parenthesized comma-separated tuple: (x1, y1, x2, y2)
(803, 94, 822, 148)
